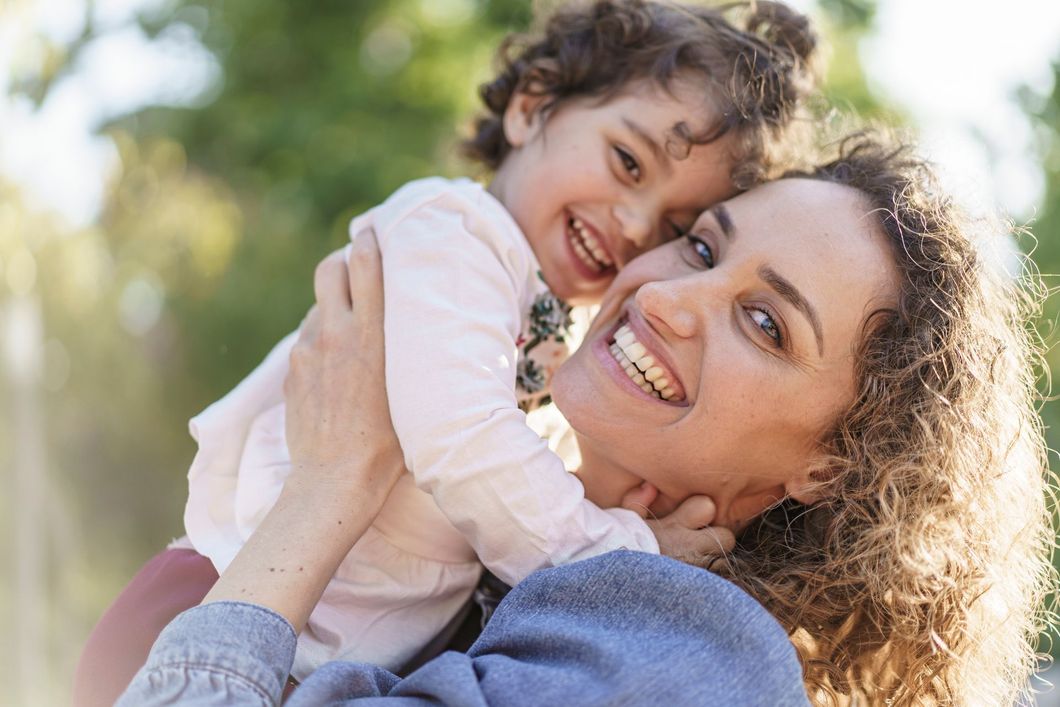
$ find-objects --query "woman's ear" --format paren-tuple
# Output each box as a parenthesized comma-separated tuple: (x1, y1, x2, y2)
(502, 89, 549, 148)
(784, 464, 833, 505)
(785, 480, 822, 505)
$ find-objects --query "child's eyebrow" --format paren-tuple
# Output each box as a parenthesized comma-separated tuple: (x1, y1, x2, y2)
(621, 117, 669, 172)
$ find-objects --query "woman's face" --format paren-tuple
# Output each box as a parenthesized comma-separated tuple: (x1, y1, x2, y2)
(552, 178, 898, 527)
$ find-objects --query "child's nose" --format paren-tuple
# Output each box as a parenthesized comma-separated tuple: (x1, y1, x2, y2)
(613, 203, 655, 252)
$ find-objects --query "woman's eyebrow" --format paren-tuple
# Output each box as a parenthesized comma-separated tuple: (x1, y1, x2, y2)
(711, 205, 734, 240)
(757, 266, 825, 356)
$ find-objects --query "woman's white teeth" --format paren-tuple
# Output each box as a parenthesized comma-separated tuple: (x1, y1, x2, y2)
(608, 324, 680, 401)
(625, 341, 647, 361)
(569, 217, 614, 271)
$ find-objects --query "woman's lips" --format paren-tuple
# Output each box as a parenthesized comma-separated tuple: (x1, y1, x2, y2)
(592, 315, 687, 404)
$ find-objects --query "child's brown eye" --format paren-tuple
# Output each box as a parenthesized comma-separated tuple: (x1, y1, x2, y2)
(614, 146, 641, 181)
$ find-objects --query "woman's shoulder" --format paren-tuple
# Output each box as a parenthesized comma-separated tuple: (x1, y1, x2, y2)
(514, 549, 797, 646)
(472, 550, 809, 706)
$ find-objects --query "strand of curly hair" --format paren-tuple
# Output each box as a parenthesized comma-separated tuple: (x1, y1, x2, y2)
(721, 133, 1057, 705)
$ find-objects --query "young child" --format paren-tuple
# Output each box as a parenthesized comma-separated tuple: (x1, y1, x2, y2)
(83, 0, 818, 692)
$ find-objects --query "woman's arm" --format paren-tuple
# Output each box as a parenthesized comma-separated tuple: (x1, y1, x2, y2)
(119, 233, 403, 705)
(200, 237, 405, 632)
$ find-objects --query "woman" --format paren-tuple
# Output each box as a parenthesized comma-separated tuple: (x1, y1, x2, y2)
(120, 136, 1054, 705)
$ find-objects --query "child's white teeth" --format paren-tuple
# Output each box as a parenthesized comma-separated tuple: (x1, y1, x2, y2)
(569, 216, 614, 269)
(608, 323, 682, 401)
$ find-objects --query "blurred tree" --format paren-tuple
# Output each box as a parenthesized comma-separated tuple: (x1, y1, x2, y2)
(85, 0, 536, 562)
(5, 1, 533, 701)
(123, 0, 533, 403)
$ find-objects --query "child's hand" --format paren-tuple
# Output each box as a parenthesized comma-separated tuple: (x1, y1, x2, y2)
(621, 483, 736, 570)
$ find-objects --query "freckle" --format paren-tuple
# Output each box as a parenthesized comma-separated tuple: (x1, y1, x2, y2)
(280, 568, 286, 572)
(269, 568, 275, 572)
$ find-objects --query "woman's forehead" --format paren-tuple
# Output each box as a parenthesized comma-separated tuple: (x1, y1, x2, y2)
(718, 178, 898, 354)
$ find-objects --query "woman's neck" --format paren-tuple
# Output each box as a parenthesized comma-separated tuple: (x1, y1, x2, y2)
(574, 435, 785, 532)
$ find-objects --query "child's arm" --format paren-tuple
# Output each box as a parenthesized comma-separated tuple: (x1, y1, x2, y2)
(373, 182, 657, 586)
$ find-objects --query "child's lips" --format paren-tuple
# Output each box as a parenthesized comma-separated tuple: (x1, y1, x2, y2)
(566, 212, 615, 276)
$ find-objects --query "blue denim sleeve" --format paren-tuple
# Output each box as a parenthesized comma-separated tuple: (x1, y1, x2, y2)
(121, 551, 808, 706)
(116, 601, 299, 706)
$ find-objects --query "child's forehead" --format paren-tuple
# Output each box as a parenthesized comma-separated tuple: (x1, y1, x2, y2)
(586, 77, 716, 111)
(567, 81, 727, 154)
(572, 79, 719, 125)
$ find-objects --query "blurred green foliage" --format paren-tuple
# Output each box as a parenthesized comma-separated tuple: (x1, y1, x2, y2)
(3, 0, 1058, 703)
(1027, 64, 1060, 443)
(6, 1, 533, 700)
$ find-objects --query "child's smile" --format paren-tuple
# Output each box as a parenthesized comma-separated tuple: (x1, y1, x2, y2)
(566, 211, 615, 275)
(489, 80, 739, 305)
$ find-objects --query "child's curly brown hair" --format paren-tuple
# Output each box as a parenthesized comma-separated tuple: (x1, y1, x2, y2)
(463, 0, 818, 189)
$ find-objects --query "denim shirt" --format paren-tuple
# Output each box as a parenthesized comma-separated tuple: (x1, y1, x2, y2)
(119, 550, 810, 706)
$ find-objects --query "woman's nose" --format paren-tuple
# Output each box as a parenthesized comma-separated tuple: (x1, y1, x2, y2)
(634, 279, 698, 339)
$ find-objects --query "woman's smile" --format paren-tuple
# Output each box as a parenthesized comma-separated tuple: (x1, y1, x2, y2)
(593, 309, 688, 404)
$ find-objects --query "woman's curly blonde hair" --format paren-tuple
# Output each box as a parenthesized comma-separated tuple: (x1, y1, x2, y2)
(724, 133, 1057, 704)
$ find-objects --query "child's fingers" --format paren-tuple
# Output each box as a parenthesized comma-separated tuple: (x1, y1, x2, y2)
(620, 482, 659, 519)
(668, 495, 717, 529)
(347, 229, 384, 327)
(313, 250, 353, 313)
(692, 526, 736, 557)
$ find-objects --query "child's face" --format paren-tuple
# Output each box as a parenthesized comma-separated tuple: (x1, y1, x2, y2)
(489, 80, 738, 305)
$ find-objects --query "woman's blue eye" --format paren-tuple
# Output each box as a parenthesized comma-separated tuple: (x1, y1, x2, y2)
(748, 308, 783, 347)
(685, 235, 714, 268)
(615, 147, 641, 180)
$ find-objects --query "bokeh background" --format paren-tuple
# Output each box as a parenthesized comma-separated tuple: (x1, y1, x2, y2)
(2, 0, 1060, 704)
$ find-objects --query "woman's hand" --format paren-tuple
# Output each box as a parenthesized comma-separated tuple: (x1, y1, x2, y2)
(283, 235, 404, 500)
(202, 231, 405, 632)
